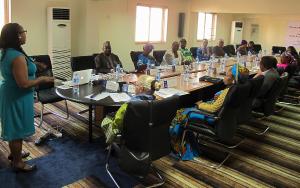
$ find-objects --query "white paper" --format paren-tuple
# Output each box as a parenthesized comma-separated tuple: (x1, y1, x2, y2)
(286, 22, 300, 48)
(106, 81, 119, 92)
(155, 88, 188, 98)
(109, 93, 131, 102)
(85, 92, 110, 101)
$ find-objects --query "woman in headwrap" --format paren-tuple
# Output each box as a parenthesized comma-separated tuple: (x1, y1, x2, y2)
(170, 64, 249, 160)
(101, 75, 161, 144)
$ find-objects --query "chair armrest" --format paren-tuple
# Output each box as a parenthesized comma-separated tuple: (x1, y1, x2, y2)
(54, 76, 67, 81)
(186, 109, 219, 120)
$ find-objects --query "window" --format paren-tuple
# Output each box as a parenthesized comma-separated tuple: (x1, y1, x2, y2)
(135, 5, 168, 43)
(197, 12, 217, 41)
(0, 0, 10, 31)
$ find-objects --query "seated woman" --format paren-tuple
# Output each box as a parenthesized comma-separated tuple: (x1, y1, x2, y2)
(277, 51, 297, 77)
(162, 41, 182, 65)
(236, 40, 248, 56)
(170, 64, 249, 160)
(101, 75, 161, 144)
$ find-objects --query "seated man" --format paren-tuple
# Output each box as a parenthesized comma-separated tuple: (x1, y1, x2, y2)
(94, 41, 122, 74)
(236, 40, 248, 56)
(170, 64, 249, 160)
(179, 38, 193, 64)
(252, 56, 280, 108)
(247, 41, 256, 55)
(162, 41, 182, 65)
(196, 39, 211, 61)
(137, 43, 157, 71)
(101, 75, 161, 144)
(212, 39, 225, 57)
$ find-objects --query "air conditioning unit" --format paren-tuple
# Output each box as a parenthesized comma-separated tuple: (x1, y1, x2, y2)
(47, 7, 72, 80)
(230, 21, 243, 45)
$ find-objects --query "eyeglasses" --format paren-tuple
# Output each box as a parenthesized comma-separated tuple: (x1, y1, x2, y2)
(19, 30, 27, 34)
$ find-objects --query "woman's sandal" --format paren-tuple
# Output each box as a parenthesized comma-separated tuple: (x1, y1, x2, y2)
(8, 151, 30, 161)
(12, 164, 37, 172)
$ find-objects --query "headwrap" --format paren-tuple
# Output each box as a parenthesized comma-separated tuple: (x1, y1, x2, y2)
(241, 40, 248, 45)
(231, 64, 249, 83)
(137, 75, 161, 91)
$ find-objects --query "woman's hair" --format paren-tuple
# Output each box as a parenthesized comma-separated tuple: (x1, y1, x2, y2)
(0, 23, 28, 61)
(137, 75, 161, 94)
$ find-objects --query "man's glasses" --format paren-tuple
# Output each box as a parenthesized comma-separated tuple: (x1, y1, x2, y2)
(19, 30, 27, 34)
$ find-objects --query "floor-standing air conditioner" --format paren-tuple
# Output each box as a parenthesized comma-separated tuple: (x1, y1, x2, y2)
(47, 7, 72, 80)
(230, 21, 243, 45)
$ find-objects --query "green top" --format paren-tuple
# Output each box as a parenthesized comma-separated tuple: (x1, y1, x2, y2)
(180, 48, 193, 62)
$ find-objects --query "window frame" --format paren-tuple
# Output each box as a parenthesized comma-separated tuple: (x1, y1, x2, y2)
(0, 0, 10, 30)
(196, 12, 217, 42)
(134, 4, 168, 44)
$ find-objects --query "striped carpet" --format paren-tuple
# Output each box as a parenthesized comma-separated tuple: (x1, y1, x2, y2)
(0, 100, 299, 187)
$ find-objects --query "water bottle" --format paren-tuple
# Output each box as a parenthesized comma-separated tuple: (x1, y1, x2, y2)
(146, 59, 151, 75)
(183, 65, 189, 82)
(156, 69, 161, 81)
(255, 54, 260, 67)
(115, 64, 120, 80)
(171, 59, 176, 72)
(263, 49, 267, 56)
(196, 57, 199, 64)
(207, 60, 212, 76)
(221, 58, 226, 73)
(73, 73, 80, 95)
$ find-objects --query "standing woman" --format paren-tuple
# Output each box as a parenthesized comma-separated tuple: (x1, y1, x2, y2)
(0, 23, 54, 171)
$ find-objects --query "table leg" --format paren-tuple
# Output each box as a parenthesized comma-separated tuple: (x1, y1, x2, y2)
(89, 105, 93, 142)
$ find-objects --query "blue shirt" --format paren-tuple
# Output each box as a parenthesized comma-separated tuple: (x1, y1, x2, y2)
(196, 47, 210, 61)
(137, 54, 156, 68)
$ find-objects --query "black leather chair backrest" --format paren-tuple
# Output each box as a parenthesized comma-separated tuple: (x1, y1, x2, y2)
(153, 50, 166, 64)
(122, 96, 179, 161)
(278, 72, 289, 98)
(224, 45, 236, 56)
(261, 76, 284, 116)
(216, 83, 251, 141)
(30, 55, 54, 91)
(190, 47, 198, 59)
(272, 46, 286, 54)
(130, 51, 143, 70)
(253, 44, 262, 54)
(71, 56, 95, 72)
(238, 76, 264, 124)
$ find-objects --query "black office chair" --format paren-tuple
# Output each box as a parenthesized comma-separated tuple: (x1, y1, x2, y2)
(105, 96, 179, 188)
(238, 76, 264, 124)
(252, 73, 287, 134)
(130, 51, 143, 70)
(253, 44, 262, 54)
(31, 55, 69, 138)
(190, 47, 198, 59)
(223, 45, 236, 56)
(181, 82, 251, 168)
(153, 50, 166, 65)
(71, 55, 95, 72)
(272, 46, 286, 54)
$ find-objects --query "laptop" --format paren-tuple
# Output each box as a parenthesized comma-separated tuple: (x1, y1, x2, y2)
(62, 69, 93, 86)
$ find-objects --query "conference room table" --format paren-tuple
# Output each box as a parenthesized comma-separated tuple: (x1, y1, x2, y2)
(56, 58, 259, 142)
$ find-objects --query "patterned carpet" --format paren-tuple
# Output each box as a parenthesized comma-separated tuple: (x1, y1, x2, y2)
(0, 100, 300, 187)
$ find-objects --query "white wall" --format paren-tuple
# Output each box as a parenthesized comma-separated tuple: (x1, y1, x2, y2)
(9, 0, 300, 71)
